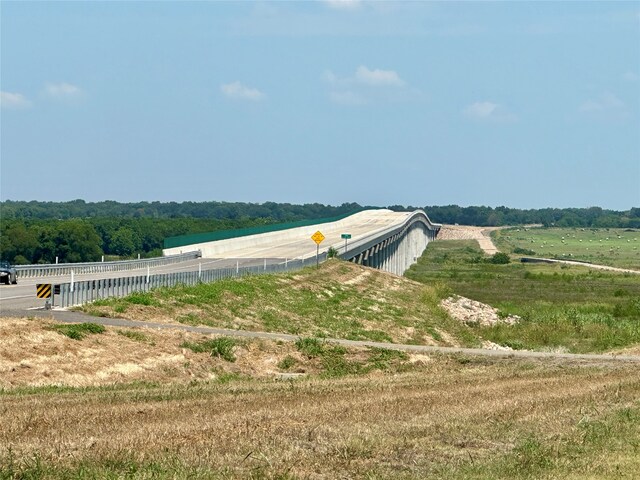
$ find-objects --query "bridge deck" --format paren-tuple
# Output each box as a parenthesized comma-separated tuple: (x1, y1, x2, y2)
(169, 210, 413, 260)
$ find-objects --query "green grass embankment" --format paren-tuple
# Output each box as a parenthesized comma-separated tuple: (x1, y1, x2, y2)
(406, 240, 640, 353)
(80, 259, 478, 348)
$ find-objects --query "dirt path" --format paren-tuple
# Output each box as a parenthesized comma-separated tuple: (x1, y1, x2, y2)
(7, 309, 639, 364)
(522, 257, 640, 275)
(436, 225, 502, 254)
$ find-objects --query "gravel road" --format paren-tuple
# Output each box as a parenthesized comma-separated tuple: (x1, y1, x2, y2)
(7, 308, 639, 364)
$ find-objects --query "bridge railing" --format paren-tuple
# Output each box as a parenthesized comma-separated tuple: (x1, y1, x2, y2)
(56, 253, 326, 308)
(339, 210, 440, 260)
(15, 251, 201, 279)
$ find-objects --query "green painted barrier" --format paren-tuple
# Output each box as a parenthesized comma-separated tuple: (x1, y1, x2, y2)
(163, 210, 372, 249)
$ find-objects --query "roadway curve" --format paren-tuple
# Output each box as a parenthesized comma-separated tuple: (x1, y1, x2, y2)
(163, 209, 420, 260)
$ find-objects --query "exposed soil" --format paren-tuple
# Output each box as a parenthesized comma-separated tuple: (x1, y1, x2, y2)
(440, 295, 520, 327)
(437, 224, 502, 254)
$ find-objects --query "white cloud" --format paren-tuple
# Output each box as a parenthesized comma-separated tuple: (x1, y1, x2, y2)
(324, 0, 362, 10)
(0, 91, 31, 109)
(355, 66, 405, 87)
(464, 101, 517, 122)
(324, 66, 406, 88)
(465, 101, 498, 118)
(329, 90, 367, 106)
(44, 82, 82, 99)
(220, 81, 265, 101)
(579, 91, 624, 113)
(324, 65, 413, 106)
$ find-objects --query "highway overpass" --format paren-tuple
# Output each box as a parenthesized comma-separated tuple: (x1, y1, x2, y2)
(1, 209, 439, 311)
(164, 209, 440, 276)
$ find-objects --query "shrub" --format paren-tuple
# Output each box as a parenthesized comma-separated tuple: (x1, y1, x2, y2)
(327, 246, 339, 258)
(513, 247, 536, 255)
(489, 252, 511, 264)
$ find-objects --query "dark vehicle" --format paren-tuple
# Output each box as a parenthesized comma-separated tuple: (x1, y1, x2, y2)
(0, 261, 18, 285)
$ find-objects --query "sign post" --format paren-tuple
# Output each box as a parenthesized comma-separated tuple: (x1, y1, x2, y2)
(341, 233, 352, 253)
(311, 231, 325, 268)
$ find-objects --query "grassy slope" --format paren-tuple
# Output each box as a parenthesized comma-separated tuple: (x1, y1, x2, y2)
(4, 250, 640, 478)
(80, 259, 478, 348)
(405, 240, 640, 353)
(492, 226, 640, 269)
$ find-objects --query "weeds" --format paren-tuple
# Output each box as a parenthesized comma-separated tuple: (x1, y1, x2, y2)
(76, 261, 474, 348)
(180, 337, 237, 362)
(116, 329, 149, 343)
(51, 322, 105, 340)
(277, 355, 297, 371)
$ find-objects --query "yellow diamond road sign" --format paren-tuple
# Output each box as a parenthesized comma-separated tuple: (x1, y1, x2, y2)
(311, 231, 325, 245)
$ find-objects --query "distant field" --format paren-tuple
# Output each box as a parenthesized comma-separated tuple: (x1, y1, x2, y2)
(492, 227, 640, 269)
(406, 240, 640, 353)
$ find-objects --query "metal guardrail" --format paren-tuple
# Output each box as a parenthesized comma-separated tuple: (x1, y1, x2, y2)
(340, 210, 441, 260)
(15, 251, 201, 279)
(56, 254, 326, 308)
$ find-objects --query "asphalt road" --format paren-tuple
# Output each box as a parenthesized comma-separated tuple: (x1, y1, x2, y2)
(0, 257, 285, 312)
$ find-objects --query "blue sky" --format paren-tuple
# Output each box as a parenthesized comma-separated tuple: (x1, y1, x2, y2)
(1, 1, 639, 209)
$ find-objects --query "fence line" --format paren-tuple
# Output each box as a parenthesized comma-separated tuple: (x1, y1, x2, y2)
(15, 251, 201, 279)
(57, 254, 326, 308)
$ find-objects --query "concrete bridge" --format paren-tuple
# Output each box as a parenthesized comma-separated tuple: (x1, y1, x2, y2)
(163, 209, 440, 276)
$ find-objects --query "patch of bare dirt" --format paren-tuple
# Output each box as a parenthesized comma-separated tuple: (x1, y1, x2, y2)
(441, 295, 521, 327)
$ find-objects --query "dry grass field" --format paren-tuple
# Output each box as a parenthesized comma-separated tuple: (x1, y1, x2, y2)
(2, 356, 639, 479)
(2, 253, 639, 478)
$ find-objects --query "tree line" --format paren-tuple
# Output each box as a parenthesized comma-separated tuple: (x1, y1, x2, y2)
(0, 200, 638, 265)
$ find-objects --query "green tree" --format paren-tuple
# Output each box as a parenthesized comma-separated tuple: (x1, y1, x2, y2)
(54, 221, 103, 263)
(109, 227, 141, 257)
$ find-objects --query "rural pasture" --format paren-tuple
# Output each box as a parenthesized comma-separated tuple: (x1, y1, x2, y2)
(492, 227, 640, 269)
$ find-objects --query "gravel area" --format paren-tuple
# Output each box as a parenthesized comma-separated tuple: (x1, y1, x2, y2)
(440, 295, 521, 327)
